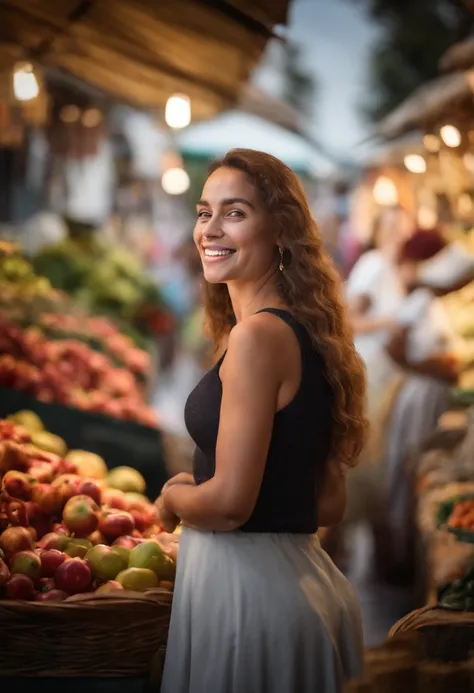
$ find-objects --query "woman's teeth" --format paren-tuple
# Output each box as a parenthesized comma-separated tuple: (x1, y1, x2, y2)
(204, 249, 234, 257)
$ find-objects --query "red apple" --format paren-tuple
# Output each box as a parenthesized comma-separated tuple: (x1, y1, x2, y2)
(25, 501, 51, 539)
(51, 474, 82, 506)
(112, 535, 141, 550)
(62, 495, 100, 538)
(1, 470, 33, 501)
(10, 550, 41, 581)
(39, 549, 66, 577)
(35, 589, 68, 601)
(78, 478, 102, 505)
(5, 573, 35, 599)
(28, 462, 54, 483)
(102, 489, 127, 510)
(38, 577, 56, 592)
(129, 509, 146, 533)
(0, 526, 34, 557)
(99, 510, 135, 540)
(31, 484, 61, 515)
(54, 557, 91, 594)
(38, 532, 70, 551)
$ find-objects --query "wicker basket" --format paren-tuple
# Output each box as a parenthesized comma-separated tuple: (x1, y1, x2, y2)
(0, 588, 172, 678)
(390, 606, 474, 662)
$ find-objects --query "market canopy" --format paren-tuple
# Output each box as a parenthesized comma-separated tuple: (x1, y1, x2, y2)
(0, 0, 291, 120)
(375, 70, 474, 140)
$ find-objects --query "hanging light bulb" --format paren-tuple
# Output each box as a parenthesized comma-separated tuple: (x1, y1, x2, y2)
(404, 154, 426, 174)
(372, 176, 398, 206)
(165, 94, 191, 129)
(13, 62, 39, 101)
(82, 108, 103, 128)
(60, 105, 81, 123)
(440, 124, 461, 148)
(161, 167, 190, 195)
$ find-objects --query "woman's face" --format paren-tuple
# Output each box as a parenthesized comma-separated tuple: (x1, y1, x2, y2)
(376, 208, 412, 256)
(194, 167, 275, 284)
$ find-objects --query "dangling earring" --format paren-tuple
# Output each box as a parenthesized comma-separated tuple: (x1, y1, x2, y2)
(278, 246, 284, 272)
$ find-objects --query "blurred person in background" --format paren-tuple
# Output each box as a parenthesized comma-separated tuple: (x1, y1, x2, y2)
(157, 149, 367, 693)
(329, 207, 412, 576)
(382, 229, 461, 575)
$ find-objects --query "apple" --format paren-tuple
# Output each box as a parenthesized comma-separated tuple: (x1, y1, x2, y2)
(28, 462, 54, 483)
(31, 484, 61, 515)
(5, 573, 35, 599)
(51, 474, 82, 506)
(65, 539, 92, 559)
(11, 550, 41, 581)
(77, 478, 102, 505)
(0, 526, 34, 557)
(38, 532, 70, 551)
(90, 547, 128, 582)
(112, 535, 141, 550)
(102, 489, 128, 510)
(39, 549, 66, 577)
(62, 495, 100, 537)
(1, 470, 33, 501)
(38, 577, 56, 592)
(54, 558, 91, 594)
(129, 509, 146, 533)
(99, 510, 134, 540)
(25, 502, 51, 540)
(95, 580, 124, 594)
(52, 523, 69, 535)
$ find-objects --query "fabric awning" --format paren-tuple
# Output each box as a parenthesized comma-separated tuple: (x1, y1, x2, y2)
(0, 0, 292, 120)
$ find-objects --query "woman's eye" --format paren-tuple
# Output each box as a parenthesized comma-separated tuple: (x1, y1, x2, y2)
(228, 210, 244, 217)
(197, 210, 211, 219)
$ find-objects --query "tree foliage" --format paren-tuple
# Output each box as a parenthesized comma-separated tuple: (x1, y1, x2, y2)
(349, 0, 474, 122)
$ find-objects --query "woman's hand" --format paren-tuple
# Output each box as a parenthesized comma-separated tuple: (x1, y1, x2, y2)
(155, 493, 180, 533)
(155, 473, 196, 533)
(386, 325, 409, 366)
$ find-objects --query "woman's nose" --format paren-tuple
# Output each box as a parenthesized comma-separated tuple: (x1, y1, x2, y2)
(203, 218, 224, 238)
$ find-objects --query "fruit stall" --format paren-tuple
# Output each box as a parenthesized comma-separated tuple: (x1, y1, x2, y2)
(0, 242, 170, 499)
(0, 412, 178, 692)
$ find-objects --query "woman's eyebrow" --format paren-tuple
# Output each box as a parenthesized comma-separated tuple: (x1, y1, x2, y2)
(197, 197, 255, 208)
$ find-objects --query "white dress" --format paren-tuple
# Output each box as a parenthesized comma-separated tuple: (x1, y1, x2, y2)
(161, 529, 363, 693)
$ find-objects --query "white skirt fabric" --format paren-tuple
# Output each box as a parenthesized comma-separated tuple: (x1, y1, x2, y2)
(161, 528, 363, 693)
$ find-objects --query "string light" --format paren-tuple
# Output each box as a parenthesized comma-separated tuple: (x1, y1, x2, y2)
(372, 176, 398, 206)
(165, 94, 191, 129)
(161, 167, 190, 195)
(440, 124, 461, 148)
(13, 63, 39, 101)
(404, 154, 426, 174)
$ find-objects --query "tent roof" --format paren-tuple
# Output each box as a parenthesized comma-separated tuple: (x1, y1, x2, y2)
(0, 0, 291, 120)
(375, 70, 474, 140)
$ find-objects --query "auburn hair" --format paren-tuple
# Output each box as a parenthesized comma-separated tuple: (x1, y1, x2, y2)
(202, 149, 367, 468)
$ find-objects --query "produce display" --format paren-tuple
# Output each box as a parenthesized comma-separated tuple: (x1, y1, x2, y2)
(437, 561, 474, 611)
(0, 412, 176, 602)
(0, 247, 156, 427)
(33, 231, 175, 342)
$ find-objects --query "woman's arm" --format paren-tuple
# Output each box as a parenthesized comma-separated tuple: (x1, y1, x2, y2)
(162, 318, 281, 531)
(386, 326, 458, 383)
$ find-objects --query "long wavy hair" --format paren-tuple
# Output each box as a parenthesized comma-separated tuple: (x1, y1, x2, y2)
(202, 149, 367, 468)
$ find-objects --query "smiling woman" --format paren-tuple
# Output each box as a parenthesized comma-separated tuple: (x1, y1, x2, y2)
(158, 148, 366, 693)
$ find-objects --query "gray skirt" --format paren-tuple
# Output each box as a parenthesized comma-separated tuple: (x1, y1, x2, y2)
(161, 528, 363, 693)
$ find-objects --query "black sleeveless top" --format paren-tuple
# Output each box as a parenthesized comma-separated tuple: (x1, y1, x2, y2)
(184, 309, 334, 533)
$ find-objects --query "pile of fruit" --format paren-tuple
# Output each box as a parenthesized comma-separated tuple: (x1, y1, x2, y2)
(0, 318, 156, 427)
(0, 412, 175, 601)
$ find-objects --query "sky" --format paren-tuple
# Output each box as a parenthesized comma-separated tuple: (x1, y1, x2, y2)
(179, 0, 380, 173)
